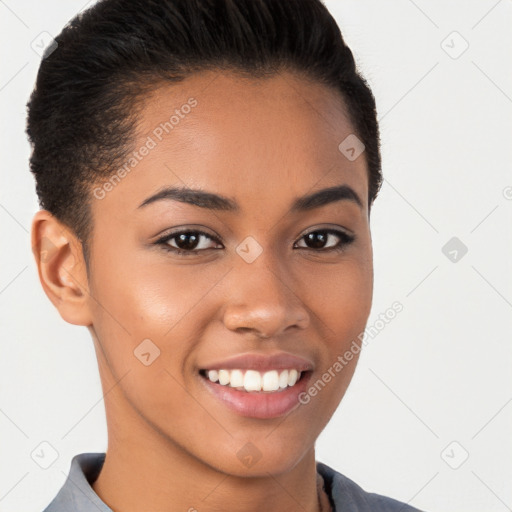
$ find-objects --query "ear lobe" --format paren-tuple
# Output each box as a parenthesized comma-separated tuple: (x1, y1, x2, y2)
(31, 209, 93, 326)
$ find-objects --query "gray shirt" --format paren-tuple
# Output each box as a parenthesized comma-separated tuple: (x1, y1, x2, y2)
(42, 453, 425, 511)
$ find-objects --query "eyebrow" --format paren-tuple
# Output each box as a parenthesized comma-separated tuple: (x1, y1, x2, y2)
(137, 184, 363, 212)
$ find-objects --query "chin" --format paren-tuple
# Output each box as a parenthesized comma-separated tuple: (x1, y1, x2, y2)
(198, 437, 313, 478)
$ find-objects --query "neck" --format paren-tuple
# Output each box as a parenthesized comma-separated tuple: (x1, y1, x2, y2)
(91, 373, 325, 512)
(92, 425, 323, 512)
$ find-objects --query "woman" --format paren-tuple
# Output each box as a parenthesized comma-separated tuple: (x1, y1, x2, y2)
(28, 0, 425, 510)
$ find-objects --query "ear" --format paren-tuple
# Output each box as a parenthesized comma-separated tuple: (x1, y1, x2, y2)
(31, 209, 93, 326)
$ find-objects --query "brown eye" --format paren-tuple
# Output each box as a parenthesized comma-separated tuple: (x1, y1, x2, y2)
(295, 229, 355, 252)
(156, 230, 223, 256)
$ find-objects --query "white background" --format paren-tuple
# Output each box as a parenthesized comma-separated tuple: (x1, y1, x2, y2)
(1, 1, 511, 511)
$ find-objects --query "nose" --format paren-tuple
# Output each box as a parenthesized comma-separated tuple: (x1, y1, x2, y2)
(222, 255, 310, 339)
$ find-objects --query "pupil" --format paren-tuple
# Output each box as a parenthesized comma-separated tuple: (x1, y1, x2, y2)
(306, 232, 326, 249)
(177, 232, 199, 250)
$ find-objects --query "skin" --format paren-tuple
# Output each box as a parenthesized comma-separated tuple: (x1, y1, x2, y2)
(31, 69, 374, 512)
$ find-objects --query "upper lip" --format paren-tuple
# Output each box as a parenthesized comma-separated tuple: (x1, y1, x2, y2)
(199, 351, 314, 372)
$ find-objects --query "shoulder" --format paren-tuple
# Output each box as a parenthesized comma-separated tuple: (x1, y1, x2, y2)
(317, 461, 426, 512)
(42, 453, 110, 512)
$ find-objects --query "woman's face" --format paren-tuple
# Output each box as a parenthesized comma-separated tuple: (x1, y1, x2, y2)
(86, 70, 373, 475)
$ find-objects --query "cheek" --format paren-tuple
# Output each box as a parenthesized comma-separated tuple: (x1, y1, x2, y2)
(88, 258, 210, 427)
(90, 243, 221, 338)
(297, 259, 371, 413)
(296, 253, 373, 404)
(87, 248, 228, 394)
(298, 254, 373, 330)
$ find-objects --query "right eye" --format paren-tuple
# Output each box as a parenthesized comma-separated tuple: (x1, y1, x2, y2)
(155, 229, 224, 256)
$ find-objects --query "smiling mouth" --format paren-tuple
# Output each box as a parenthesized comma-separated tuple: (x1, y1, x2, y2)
(199, 368, 311, 393)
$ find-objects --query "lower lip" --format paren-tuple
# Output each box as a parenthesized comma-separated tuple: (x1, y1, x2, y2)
(199, 371, 312, 419)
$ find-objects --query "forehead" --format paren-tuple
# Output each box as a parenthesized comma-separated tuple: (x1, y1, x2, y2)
(95, 70, 368, 217)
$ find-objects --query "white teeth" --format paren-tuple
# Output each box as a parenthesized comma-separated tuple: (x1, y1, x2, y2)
(203, 368, 304, 392)
(230, 369, 244, 388)
(262, 370, 279, 391)
(279, 369, 289, 389)
(218, 369, 230, 385)
(244, 370, 261, 391)
(207, 369, 219, 382)
(288, 369, 298, 387)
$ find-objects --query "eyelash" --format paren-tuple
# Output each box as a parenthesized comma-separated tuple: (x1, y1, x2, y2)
(155, 228, 356, 257)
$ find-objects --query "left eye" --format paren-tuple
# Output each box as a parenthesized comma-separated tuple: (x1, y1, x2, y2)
(294, 229, 355, 252)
